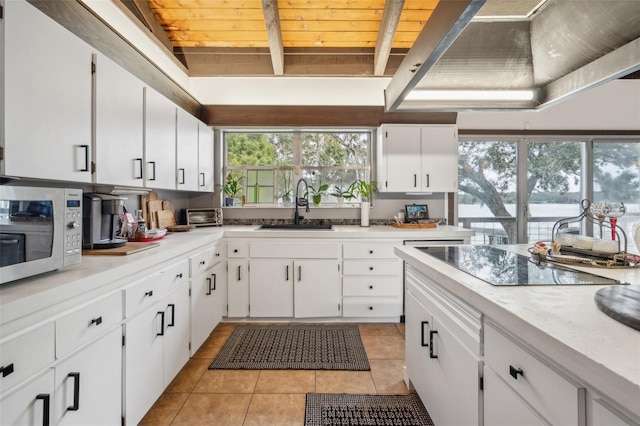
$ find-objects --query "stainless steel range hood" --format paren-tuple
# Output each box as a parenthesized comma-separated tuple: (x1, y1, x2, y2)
(385, 0, 640, 111)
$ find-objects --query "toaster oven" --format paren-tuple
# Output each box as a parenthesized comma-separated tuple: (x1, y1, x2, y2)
(184, 208, 223, 227)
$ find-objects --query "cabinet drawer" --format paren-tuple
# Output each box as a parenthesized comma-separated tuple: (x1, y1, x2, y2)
(342, 260, 402, 276)
(342, 298, 402, 318)
(162, 259, 189, 289)
(343, 243, 398, 259)
(0, 323, 55, 395)
(124, 273, 164, 318)
(227, 242, 247, 258)
(56, 291, 122, 358)
(190, 249, 213, 277)
(343, 277, 400, 297)
(484, 322, 584, 425)
(251, 242, 339, 258)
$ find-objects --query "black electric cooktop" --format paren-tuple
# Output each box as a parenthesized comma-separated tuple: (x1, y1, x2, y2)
(416, 245, 630, 286)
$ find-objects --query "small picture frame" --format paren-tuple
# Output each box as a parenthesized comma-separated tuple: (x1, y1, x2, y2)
(404, 204, 429, 222)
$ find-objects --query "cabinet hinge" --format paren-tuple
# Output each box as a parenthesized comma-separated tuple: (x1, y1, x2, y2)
(189, 288, 191, 297)
(91, 161, 96, 174)
(479, 376, 483, 391)
(337, 263, 340, 271)
(122, 335, 126, 347)
(338, 303, 341, 311)
(91, 61, 96, 74)
(0, 5, 4, 19)
(385, 181, 388, 188)
(189, 342, 191, 351)
(0, 146, 4, 161)
(122, 416, 125, 426)
(385, 131, 388, 138)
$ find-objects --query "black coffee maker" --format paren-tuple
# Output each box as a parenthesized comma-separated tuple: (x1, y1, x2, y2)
(82, 193, 127, 249)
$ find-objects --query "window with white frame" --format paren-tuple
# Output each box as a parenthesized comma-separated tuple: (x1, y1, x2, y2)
(223, 130, 372, 206)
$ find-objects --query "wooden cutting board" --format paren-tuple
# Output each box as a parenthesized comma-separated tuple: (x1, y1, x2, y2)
(157, 209, 176, 228)
(594, 285, 640, 331)
(147, 200, 164, 229)
(83, 242, 160, 256)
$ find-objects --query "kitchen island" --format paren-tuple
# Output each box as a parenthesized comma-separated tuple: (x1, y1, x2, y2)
(396, 244, 640, 425)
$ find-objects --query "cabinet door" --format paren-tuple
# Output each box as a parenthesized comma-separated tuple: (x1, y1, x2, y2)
(249, 259, 294, 317)
(381, 126, 422, 192)
(484, 366, 546, 426)
(0, 370, 54, 426)
(54, 327, 122, 426)
(198, 122, 215, 192)
(162, 281, 190, 386)
(191, 269, 217, 353)
(227, 260, 249, 317)
(405, 290, 433, 400)
(124, 301, 165, 426)
(294, 260, 340, 318)
(426, 315, 481, 426)
(176, 108, 200, 191)
(145, 87, 176, 190)
(211, 260, 228, 320)
(4, 0, 93, 182)
(420, 126, 458, 192)
(94, 53, 145, 187)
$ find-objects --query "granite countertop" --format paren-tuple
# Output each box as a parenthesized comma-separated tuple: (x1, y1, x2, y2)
(395, 243, 640, 420)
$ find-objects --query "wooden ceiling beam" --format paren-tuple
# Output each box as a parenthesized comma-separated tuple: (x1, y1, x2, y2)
(262, 0, 284, 75)
(374, 0, 405, 76)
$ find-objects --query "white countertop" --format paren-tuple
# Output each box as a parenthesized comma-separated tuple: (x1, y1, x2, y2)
(395, 244, 640, 419)
(223, 224, 474, 240)
(0, 224, 472, 334)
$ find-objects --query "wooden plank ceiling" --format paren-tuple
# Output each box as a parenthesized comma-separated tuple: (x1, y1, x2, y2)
(144, 0, 439, 76)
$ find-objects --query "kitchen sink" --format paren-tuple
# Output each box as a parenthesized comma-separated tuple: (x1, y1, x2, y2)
(258, 223, 334, 230)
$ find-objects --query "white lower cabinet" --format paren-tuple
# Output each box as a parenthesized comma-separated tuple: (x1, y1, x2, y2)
(405, 265, 482, 426)
(342, 242, 402, 320)
(294, 260, 341, 318)
(227, 260, 249, 318)
(191, 249, 226, 355)
(248, 241, 341, 318)
(54, 327, 122, 426)
(0, 370, 54, 426)
(124, 279, 190, 426)
(249, 259, 294, 317)
(484, 322, 586, 426)
(591, 398, 636, 426)
(483, 365, 546, 425)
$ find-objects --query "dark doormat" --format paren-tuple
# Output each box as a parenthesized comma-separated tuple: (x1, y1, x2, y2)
(305, 393, 434, 426)
(208, 324, 370, 370)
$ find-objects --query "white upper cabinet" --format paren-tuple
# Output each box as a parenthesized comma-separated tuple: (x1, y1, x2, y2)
(144, 87, 177, 190)
(379, 124, 458, 193)
(176, 108, 200, 191)
(94, 54, 145, 187)
(4, 0, 93, 182)
(420, 126, 458, 192)
(198, 122, 215, 192)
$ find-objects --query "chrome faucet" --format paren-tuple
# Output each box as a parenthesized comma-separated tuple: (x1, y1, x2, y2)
(294, 178, 310, 225)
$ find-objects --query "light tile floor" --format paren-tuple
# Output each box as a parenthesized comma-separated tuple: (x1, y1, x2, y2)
(140, 322, 407, 425)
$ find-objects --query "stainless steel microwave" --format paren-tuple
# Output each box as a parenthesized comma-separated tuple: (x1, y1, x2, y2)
(0, 186, 82, 284)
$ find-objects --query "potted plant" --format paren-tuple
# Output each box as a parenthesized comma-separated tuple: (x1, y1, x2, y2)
(281, 188, 293, 206)
(330, 185, 355, 207)
(219, 173, 243, 206)
(352, 179, 378, 226)
(308, 183, 329, 206)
